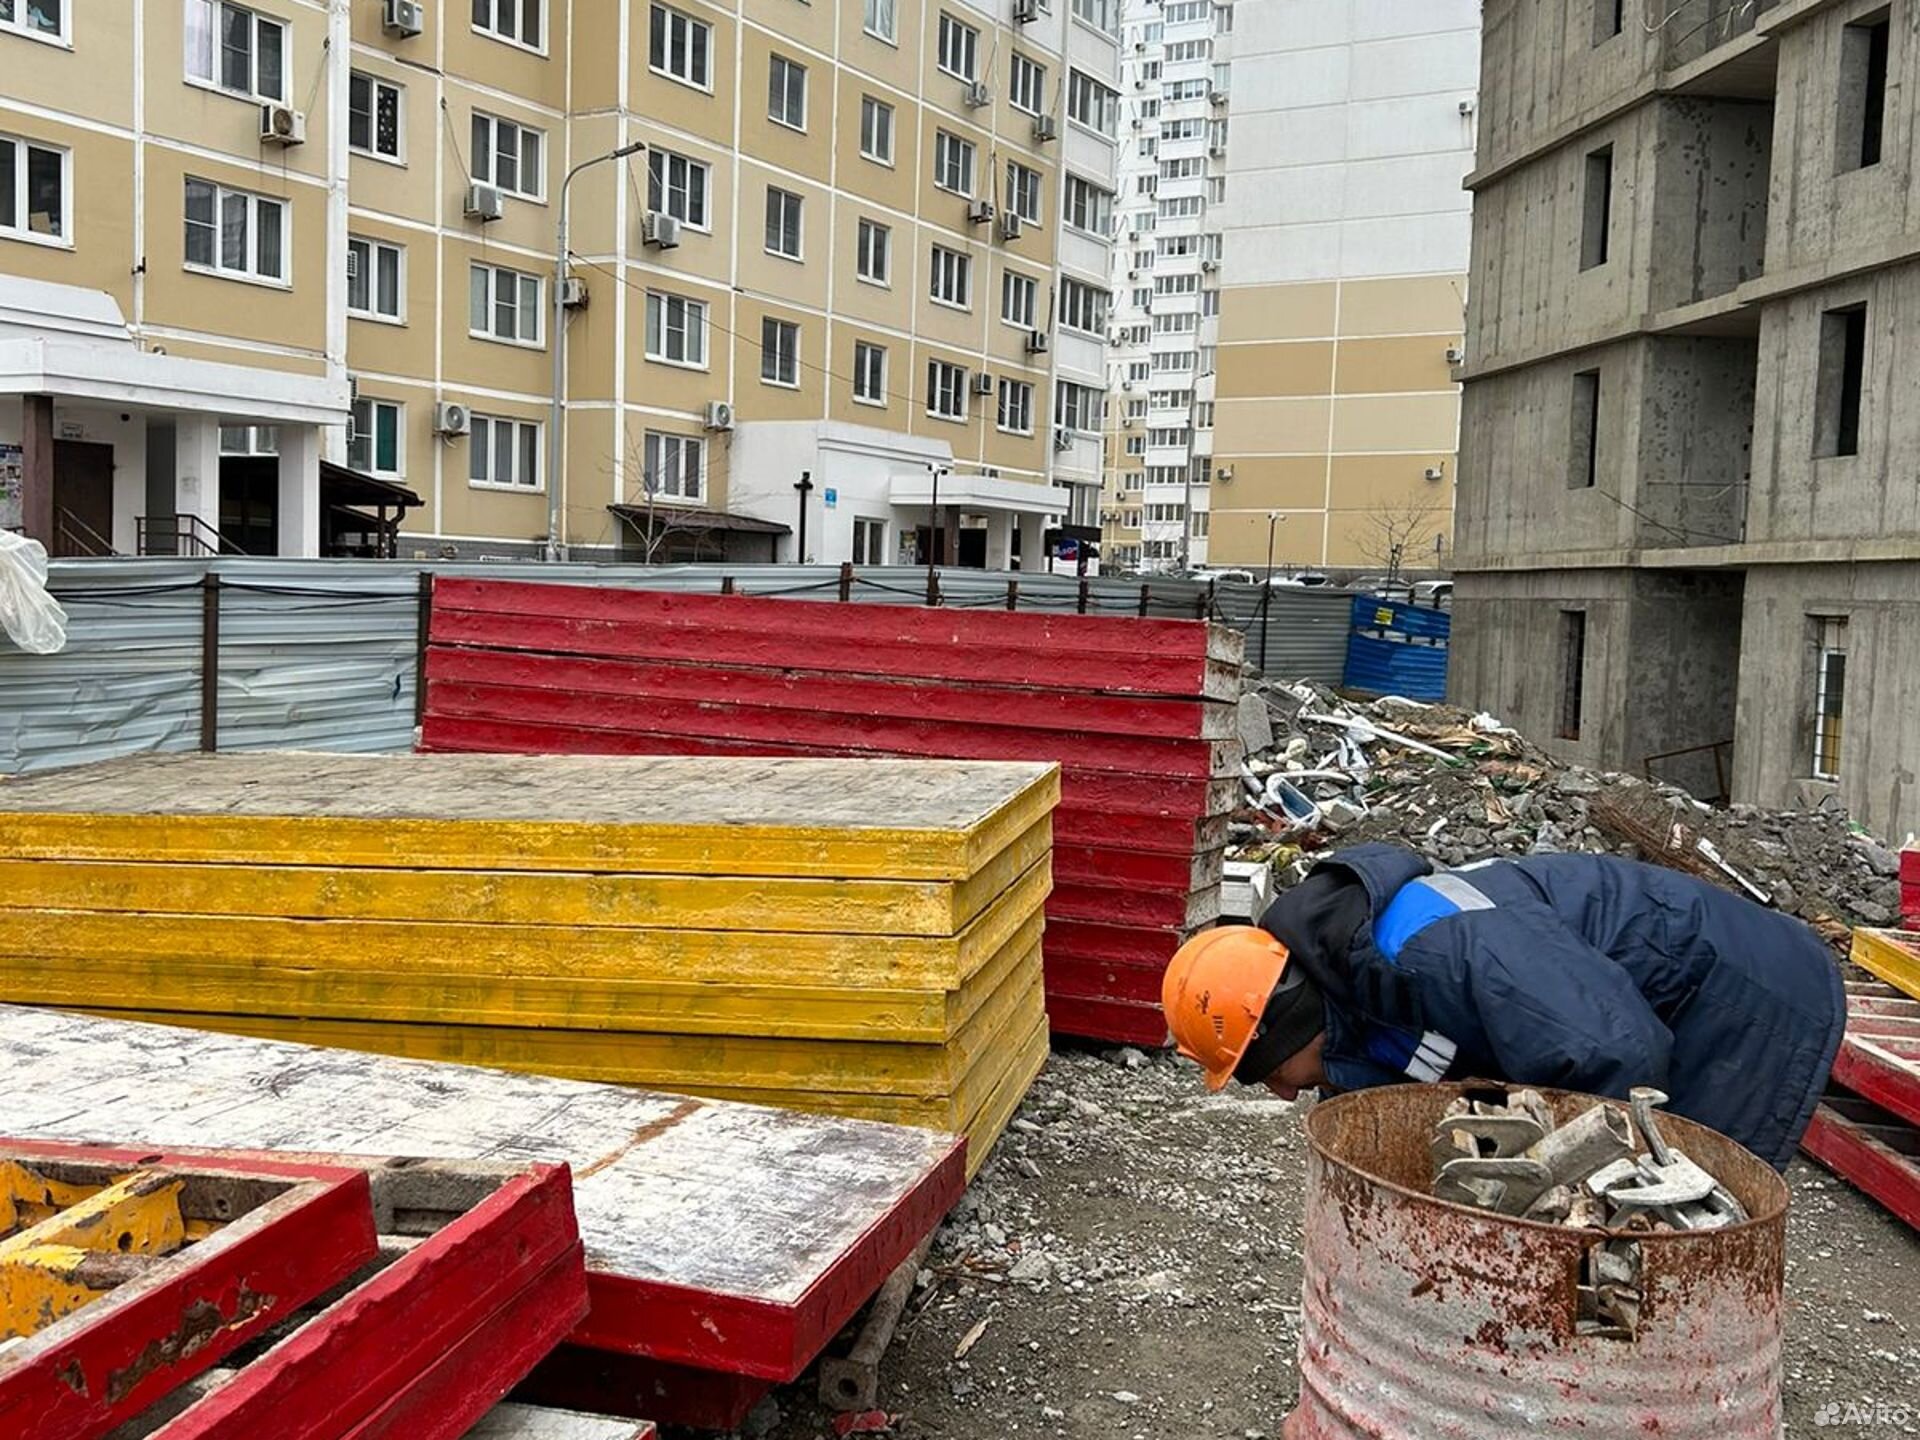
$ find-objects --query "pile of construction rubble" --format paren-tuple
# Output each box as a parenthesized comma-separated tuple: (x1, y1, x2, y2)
(1231, 680, 1907, 935)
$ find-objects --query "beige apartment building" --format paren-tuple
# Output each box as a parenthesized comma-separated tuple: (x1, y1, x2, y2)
(0, 0, 1118, 563)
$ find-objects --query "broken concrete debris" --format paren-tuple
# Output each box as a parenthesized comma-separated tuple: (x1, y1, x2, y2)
(1231, 679, 1903, 931)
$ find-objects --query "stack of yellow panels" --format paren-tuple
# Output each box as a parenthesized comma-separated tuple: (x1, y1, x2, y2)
(0, 752, 1057, 1176)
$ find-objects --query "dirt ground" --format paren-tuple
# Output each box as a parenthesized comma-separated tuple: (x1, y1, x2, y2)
(753, 1046, 1920, 1440)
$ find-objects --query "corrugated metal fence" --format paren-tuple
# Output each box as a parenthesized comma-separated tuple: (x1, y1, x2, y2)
(0, 558, 1354, 773)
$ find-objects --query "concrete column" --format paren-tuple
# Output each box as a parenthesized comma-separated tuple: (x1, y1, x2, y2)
(110, 418, 147, 556)
(20, 394, 53, 547)
(1016, 512, 1047, 572)
(174, 417, 222, 552)
(276, 424, 321, 558)
(984, 510, 1014, 569)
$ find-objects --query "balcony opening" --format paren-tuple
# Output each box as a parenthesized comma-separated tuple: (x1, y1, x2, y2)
(1837, 14, 1890, 172)
(1558, 610, 1588, 742)
(1581, 145, 1614, 270)
(1569, 368, 1601, 489)
(1593, 0, 1623, 45)
(1815, 304, 1866, 458)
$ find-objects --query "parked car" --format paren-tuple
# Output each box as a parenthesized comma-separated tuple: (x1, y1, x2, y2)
(1413, 579, 1454, 604)
(1269, 571, 1333, 588)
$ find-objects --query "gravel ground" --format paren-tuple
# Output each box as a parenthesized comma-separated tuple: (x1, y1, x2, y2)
(751, 1046, 1920, 1440)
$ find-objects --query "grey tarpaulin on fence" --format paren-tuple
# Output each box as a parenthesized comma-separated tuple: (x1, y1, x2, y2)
(0, 558, 1355, 773)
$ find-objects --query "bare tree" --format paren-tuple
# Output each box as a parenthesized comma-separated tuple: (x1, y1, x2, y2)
(1347, 499, 1450, 580)
(613, 436, 724, 564)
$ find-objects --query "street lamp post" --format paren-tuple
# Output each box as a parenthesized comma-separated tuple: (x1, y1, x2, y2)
(925, 462, 949, 604)
(1265, 510, 1283, 584)
(547, 139, 647, 563)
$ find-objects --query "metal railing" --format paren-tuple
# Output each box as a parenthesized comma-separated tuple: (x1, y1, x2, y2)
(54, 508, 118, 557)
(137, 514, 245, 558)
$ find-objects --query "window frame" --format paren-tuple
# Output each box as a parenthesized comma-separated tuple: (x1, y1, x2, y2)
(759, 315, 802, 388)
(467, 413, 543, 492)
(855, 216, 892, 286)
(852, 515, 888, 564)
(642, 429, 706, 501)
(648, 3, 714, 92)
(928, 243, 971, 310)
(0, 131, 70, 248)
(647, 147, 712, 230)
(1009, 52, 1047, 116)
(862, 0, 896, 43)
(185, 0, 289, 104)
(926, 358, 968, 420)
(1005, 160, 1042, 225)
(347, 396, 404, 478)
(348, 71, 405, 164)
(0, 0, 67, 46)
(469, 260, 544, 347)
(346, 234, 405, 322)
(470, 111, 545, 200)
(644, 289, 710, 369)
(1001, 268, 1037, 328)
(1811, 615, 1848, 781)
(768, 52, 808, 131)
(1067, 70, 1118, 135)
(933, 130, 976, 197)
(1059, 277, 1108, 335)
(472, 0, 545, 53)
(1063, 174, 1113, 237)
(852, 340, 888, 407)
(937, 11, 979, 81)
(183, 176, 289, 286)
(764, 185, 804, 260)
(859, 94, 896, 165)
(996, 376, 1034, 435)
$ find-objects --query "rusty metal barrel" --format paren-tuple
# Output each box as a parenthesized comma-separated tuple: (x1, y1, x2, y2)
(1286, 1083, 1788, 1439)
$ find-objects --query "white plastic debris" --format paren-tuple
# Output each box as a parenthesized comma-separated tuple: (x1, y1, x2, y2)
(0, 532, 68, 654)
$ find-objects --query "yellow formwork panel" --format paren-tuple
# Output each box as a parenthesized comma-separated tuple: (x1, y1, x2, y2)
(76, 945, 1048, 1099)
(0, 819, 1051, 939)
(0, 861, 1052, 996)
(958, 1020, 1051, 1180)
(1853, 927, 1920, 1003)
(7, 907, 1047, 1045)
(0, 754, 1062, 881)
(0, 1171, 186, 1339)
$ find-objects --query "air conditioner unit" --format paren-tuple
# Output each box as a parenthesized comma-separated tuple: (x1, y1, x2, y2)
(1208, 88, 1228, 104)
(1445, 344, 1466, 364)
(1208, 141, 1224, 157)
(1013, 0, 1038, 20)
(345, 411, 358, 445)
(259, 105, 306, 146)
(972, 371, 997, 397)
(384, 0, 424, 36)
(1127, 268, 1139, 279)
(1000, 211, 1023, 241)
(345, 249, 360, 280)
(1120, 378, 1133, 391)
(968, 198, 996, 225)
(1052, 429, 1075, 452)
(1133, 78, 1146, 90)
(704, 400, 735, 431)
(433, 401, 472, 436)
(1133, 39, 1146, 50)
(1424, 465, 1447, 482)
(1200, 258, 1218, 272)
(1026, 330, 1050, 355)
(1131, 116, 1145, 130)
(464, 184, 505, 221)
(1216, 465, 1233, 481)
(560, 275, 589, 309)
(642, 211, 682, 248)
(1032, 114, 1057, 142)
(964, 80, 992, 108)
(1458, 97, 1477, 117)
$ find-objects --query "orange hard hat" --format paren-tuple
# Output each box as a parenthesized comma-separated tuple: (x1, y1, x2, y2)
(1161, 925, 1292, 1091)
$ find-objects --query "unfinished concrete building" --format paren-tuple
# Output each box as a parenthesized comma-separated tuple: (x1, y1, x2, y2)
(1452, 0, 1920, 840)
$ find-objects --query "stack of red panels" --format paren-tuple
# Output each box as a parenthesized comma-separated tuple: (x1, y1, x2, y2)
(1800, 981, 1920, 1233)
(1901, 848, 1919, 929)
(419, 577, 1246, 1046)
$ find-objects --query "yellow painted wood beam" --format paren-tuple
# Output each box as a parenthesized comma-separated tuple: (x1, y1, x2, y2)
(0, 1171, 185, 1339)
(0, 862, 1052, 997)
(1853, 927, 1920, 1004)
(0, 819, 1051, 937)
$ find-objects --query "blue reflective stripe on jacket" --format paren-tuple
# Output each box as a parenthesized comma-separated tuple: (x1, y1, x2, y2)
(1306, 843, 1845, 1171)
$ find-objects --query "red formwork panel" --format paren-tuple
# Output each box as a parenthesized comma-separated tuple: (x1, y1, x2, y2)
(1045, 955, 1166, 1007)
(0, 1144, 379, 1440)
(1903, 849, 1919, 927)
(1050, 880, 1222, 930)
(1052, 840, 1225, 891)
(1044, 919, 1194, 969)
(424, 679, 1240, 779)
(1831, 984, 1920, 1130)
(1046, 994, 1170, 1049)
(146, 1163, 585, 1440)
(517, 1348, 774, 1432)
(431, 579, 1240, 698)
(427, 647, 1237, 742)
(1053, 807, 1232, 856)
(1801, 1096, 1920, 1233)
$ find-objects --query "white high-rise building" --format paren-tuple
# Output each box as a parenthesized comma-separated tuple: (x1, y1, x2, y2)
(1098, 0, 1234, 574)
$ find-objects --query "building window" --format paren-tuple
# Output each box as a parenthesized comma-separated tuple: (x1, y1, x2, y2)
(1816, 303, 1867, 458)
(853, 340, 887, 405)
(768, 53, 807, 130)
(184, 178, 286, 282)
(1592, 0, 1622, 44)
(1001, 269, 1037, 327)
(219, 424, 279, 454)
(1811, 616, 1848, 780)
(346, 236, 403, 320)
(1068, 70, 1119, 135)
(1565, 367, 1600, 490)
(649, 4, 712, 89)
(0, 0, 64, 42)
(0, 133, 66, 243)
(473, 0, 542, 50)
(469, 262, 542, 345)
(647, 148, 710, 228)
(642, 430, 705, 499)
(764, 185, 803, 259)
(1125, 435, 1145, 456)
(470, 414, 540, 490)
(853, 516, 887, 563)
(933, 131, 975, 195)
(185, 0, 287, 102)
(761, 316, 800, 387)
(855, 217, 891, 284)
(1581, 144, 1613, 271)
(1839, 15, 1891, 172)
(1063, 175, 1113, 237)
(937, 12, 978, 80)
(1010, 52, 1047, 115)
(860, 95, 895, 163)
(863, 0, 895, 42)
(1557, 610, 1587, 741)
(927, 359, 967, 419)
(1005, 162, 1042, 224)
(470, 112, 543, 198)
(644, 290, 708, 367)
(997, 377, 1034, 435)
(348, 397, 402, 477)
(1056, 380, 1101, 432)
(1058, 277, 1107, 335)
(348, 73, 403, 161)
(928, 244, 971, 308)
(1070, 0, 1117, 38)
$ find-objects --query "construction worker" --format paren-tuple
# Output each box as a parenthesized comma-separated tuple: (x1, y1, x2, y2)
(1162, 843, 1845, 1170)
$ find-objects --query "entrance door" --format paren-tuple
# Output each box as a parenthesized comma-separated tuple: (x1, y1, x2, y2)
(218, 457, 280, 555)
(52, 441, 115, 556)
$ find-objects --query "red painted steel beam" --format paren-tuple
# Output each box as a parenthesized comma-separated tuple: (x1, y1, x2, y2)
(0, 1151, 378, 1440)
(149, 1165, 584, 1440)
(1801, 1103, 1920, 1233)
(427, 648, 1235, 741)
(517, 1348, 773, 1432)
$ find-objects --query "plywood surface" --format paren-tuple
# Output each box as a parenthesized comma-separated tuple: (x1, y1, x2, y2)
(467, 1404, 654, 1439)
(0, 754, 1058, 881)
